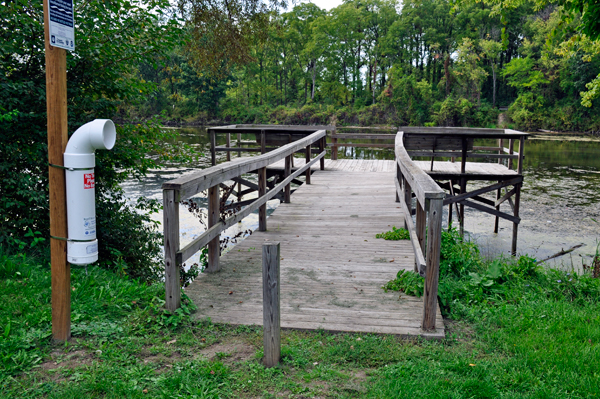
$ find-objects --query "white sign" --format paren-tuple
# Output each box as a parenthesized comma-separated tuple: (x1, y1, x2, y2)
(48, 0, 75, 51)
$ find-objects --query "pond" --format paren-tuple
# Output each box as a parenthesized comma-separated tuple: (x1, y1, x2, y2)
(122, 128, 600, 271)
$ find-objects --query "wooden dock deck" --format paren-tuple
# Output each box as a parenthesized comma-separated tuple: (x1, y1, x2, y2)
(185, 159, 445, 339)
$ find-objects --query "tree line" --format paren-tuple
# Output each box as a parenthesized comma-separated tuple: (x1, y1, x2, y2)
(137, 0, 600, 132)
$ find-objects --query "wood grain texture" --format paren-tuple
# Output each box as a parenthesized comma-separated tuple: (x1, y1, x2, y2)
(262, 243, 281, 367)
(185, 170, 444, 339)
(207, 186, 220, 272)
(422, 198, 443, 331)
(44, 0, 70, 342)
(164, 190, 181, 310)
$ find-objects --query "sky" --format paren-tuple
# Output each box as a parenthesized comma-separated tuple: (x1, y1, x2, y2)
(295, 0, 344, 11)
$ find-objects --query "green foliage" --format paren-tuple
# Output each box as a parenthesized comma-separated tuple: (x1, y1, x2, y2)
(375, 226, 410, 240)
(0, 0, 201, 280)
(383, 229, 600, 318)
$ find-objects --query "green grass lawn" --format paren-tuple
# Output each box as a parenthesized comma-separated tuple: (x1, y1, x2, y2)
(1, 236, 599, 398)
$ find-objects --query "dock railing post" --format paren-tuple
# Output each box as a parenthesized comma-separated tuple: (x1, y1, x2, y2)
(262, 242, 281, 368)
(331, 127, 338, 160)
(259, 167, 267, 231)
(207, 185, 220, 272)
(416, 201, 426, 273)
(284, 155, 291, 203)
(164, 189, 181, 311)
(305, 144, 311, 184)
(210, 129, 216, 166)
(422, 198, 442, 331)
(319, 136, 325, 170)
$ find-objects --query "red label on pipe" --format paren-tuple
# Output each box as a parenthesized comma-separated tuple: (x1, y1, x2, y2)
(84, 173, 95, 189)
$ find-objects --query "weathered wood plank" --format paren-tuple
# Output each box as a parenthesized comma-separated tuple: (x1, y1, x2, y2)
(262, 243, 281, 367)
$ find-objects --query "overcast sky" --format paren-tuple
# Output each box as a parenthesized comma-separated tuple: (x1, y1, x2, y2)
(295, 0, 344, 11)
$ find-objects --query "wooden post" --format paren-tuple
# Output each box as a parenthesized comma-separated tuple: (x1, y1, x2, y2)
(494, 180, 501, 234)
(44, 0, 70, 341)
(422, 198, 443, 331)
(210, 129, 216, 166)
(319, 137, 325, 170)
(403, 176, 412, 231)
(226, 132, 231, 162)
(331, 127, 338, 160)
(259, 167, 267, 231)
(395, 163, 400, 203)
(260, 130, 266, 154)
(164, 190, 181, 310)
(237, 132, 242, 201)
(459, 178, 466, 238)
(511, 184, 521, 256)
(508, 139, 515, 170)
(511, 136, 525, 256)
(416, 200, 426, 272)
(284, 155, 291, 204)
(262, 242, 281, 368)
(305, 144, 311, 184)
(207, 185, 220, 272)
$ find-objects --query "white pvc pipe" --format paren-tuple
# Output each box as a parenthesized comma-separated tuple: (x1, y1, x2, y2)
(64, 119, 116, 265)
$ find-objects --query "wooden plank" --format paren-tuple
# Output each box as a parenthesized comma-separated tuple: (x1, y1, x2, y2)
(330, 134, 396, 140)
(164, 189, 181, 310)
(186, 169, 444, 339)
(328, 143, 394, 148)
(262, 243, 281, 367)
(407, 151, 518, 160)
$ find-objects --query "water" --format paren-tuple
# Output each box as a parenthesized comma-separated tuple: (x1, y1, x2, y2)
(122, 128, 600, 271)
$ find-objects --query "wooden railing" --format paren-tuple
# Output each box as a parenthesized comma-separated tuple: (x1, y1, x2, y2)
(208, 124, 334, 166)
(328, 126, 396, 160)
(395, 132, 446, 331)
(162, 129, 327, 310)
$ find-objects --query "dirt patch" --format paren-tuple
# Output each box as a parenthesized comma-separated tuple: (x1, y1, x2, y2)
(40, 349, 94, 371)
(198, 339, 256, 364)
(444, 319, 476, 343)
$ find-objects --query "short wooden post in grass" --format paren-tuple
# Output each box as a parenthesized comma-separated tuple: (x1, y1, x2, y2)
(262, 242, 281, 368)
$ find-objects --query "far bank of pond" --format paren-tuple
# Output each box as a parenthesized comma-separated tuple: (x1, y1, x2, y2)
(122, 129, 600, 271)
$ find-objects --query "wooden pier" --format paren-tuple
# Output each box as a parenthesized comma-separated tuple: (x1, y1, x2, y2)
(163, 125, 527, 340)
(185, 160, 444, 338)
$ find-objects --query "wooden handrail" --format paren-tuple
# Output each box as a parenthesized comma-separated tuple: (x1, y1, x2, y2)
(395, 131, 445, 332)
(164, 130, 327, 201)
(162, 129, 327, 311)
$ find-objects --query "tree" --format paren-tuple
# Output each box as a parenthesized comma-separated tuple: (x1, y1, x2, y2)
(0, 0, 192, 279)
(480, 38, 503, 106)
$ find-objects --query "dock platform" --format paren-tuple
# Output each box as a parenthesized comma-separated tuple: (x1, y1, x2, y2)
(185, 159, 445, 339)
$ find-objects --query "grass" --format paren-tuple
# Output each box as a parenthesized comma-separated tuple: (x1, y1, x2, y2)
(1, 234, 600, 398)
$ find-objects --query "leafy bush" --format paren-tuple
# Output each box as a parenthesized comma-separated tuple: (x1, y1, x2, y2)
(382, 228, 600, 318)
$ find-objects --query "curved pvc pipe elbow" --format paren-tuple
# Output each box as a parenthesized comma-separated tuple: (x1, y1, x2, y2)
(64, 119, 116, 169)
(65, 119, 116, 154)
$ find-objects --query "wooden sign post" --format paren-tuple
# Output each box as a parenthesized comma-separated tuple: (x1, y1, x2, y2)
(44, 0, 71, 342)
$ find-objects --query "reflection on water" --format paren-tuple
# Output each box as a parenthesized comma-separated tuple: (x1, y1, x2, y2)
(123, 128, 600, 271)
